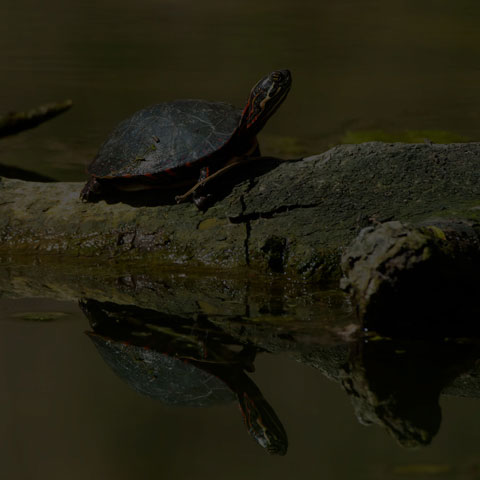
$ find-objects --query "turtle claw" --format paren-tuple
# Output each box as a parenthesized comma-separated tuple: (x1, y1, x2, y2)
(174, 193, 188, 204)
(193, 193, 212, 210)
(175, 190, 211, 210)
(80, 177, 102, 202)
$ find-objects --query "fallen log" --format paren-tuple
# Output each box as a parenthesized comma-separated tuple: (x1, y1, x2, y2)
(1, 142, 480, 281)
(341, 219, 480, 332)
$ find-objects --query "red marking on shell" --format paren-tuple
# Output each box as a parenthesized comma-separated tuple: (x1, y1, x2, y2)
(185, 162, 192, 167)
(165, 168, 176, 176)
(144, 173, 154, 178)
(123, 174, 132, 178)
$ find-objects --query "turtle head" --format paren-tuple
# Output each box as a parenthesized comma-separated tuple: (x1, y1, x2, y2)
(240, 70, 292, 135)
(238, 390, 288, 455)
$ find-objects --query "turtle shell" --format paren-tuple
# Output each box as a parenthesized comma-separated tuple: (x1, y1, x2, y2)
(87, 332, 237, 407)
(88, 100, 242, 179)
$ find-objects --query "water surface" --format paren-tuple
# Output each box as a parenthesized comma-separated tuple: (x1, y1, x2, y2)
(1, 1, 480, 478)
(1, 0, 479, 180)
(1, 266, 480, 479)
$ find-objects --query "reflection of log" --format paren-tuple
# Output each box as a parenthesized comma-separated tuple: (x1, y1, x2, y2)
(0, 263, 354, 347)
(1, 142, 480, 280)
(339, 338, 480, 448)
(4, 259, 480, 449)
(0, 100, 72, 138)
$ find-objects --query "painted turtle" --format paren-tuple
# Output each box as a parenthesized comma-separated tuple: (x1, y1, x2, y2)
(80, 70, 292, 208)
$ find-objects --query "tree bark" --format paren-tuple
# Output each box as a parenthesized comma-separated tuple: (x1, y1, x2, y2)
(1, 141, 480, 281)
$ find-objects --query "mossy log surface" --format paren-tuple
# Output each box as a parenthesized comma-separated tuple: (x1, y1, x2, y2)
(1, 141, 480, 281)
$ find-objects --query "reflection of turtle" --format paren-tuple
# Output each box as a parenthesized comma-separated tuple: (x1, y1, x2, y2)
(87, 332, 235, 406)
(80, 70, 291, 208)
(81, 298, 288, 455)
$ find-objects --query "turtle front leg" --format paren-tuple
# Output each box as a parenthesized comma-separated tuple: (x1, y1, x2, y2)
(174, 166, 212, 209)
(192, 167, 212, 210)
(80, 176, 102, 202)
(175, 158, 247, 207)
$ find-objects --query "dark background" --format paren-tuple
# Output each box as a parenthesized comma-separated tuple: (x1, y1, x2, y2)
(1, 0, 479, 180)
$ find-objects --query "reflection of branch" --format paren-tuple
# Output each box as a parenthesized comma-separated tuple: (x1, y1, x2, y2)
(0, 100, 72, 138)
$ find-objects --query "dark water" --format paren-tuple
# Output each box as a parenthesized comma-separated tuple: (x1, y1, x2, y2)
(1, 0, 480, 180)
(1, 268, 480, 479)
(2, 0, 480, 478)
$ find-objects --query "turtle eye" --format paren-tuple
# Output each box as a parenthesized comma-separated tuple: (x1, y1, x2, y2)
(271, 72, 282, 82)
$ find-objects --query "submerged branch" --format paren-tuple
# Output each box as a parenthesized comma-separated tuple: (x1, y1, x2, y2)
(0, 99, 73, 138)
